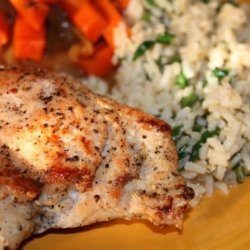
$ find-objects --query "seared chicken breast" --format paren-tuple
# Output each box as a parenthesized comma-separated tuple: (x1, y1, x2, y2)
(0, 68, 193, 249)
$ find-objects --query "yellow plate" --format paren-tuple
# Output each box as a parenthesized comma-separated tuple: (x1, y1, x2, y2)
(23, 179, 250, 250)
(23, 1, 250, 248)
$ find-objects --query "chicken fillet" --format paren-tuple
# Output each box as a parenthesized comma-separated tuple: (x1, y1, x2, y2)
(0, 68, 193, 249)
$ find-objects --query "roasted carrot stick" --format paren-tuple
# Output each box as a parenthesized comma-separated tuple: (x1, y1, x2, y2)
(0, 12, 9, 46)
(73, 0, 107, 43)
(13, 16, 46, 61)
(95, 0, 122, 25)
(95, 0, 122, 49)
(9, 0, 49, 30)
(59, 0, 82, 17)
(78, 44, 114, 77)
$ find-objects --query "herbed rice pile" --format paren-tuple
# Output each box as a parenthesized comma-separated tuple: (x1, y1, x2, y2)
(85, 0, 250, 206)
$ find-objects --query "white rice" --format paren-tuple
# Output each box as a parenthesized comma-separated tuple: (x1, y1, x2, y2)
(85, 0, 250, 205)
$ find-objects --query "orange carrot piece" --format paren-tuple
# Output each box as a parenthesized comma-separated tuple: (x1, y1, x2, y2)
(95, 0, 122, 24)
(0, 12, 9, 46)
(78, 44, 114, 77)
(9, 0, 49, 30)
(73, 0, 107, 43)
(95, 0, 122, 49)
(102, 26, 116, 50)
(59, 0, 82, 17)
(13, 16, 46, 61)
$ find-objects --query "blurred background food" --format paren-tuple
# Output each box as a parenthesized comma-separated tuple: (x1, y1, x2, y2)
(0, 0, 129, 77)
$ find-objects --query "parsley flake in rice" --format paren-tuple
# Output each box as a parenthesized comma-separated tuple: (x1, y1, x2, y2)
(85, 0, 250, 206)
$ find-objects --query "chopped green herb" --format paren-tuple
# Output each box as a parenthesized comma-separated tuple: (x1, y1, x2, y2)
(133, 32, 175, 61)
(142, 12, 151, 22)
(172, 124, 183, 143)
(176, 71, 189, 89)
(193, 123, 203, 132)
(212, 67, 229, 80)
(200, 128, 220, 143)
(190, 146, 202, 162)
(133, 40, 155, 61)
(145, 0, 156, 6)
(190, 127, 221, 161)
(178, 145, 189, 160)
(200, 128, 220, 142)
(181, 92, 198, 108)
(193, 116, 207, 132)
(178, 155, 188, 171)
(234, 165, 245, 183)
(156, 33, 175, 44)
(200, 0, 209, 3)
(170, 54, 182, 64)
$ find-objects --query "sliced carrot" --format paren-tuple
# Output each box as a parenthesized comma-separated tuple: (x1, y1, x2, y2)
(73, 0, 107, 43)
(59, 0, 82, 17)
(95, 0, 122, 49)
(95, 0, 122, 25)
(0, 12, 9, 46)
(102, 26, 116, 50)
(78, 44, 114, 77)
(9, 0, 49, 30)
(13, 16, 46, 61)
